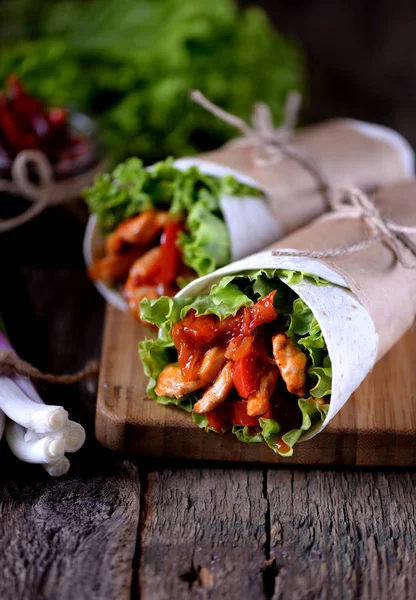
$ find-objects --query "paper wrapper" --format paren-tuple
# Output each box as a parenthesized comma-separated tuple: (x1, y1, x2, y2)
(175, 179, 416, 441)
(84, 118, 414, 311)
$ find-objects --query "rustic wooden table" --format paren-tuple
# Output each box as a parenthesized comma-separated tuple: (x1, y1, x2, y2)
(1, 208, 415, 600)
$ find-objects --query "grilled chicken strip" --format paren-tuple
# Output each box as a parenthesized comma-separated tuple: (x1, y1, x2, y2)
(109, 210, 170, 251)
(156, 365, 205, 398)
(272, 333, 307, 397)
(193, 362, 234, 414)
(156, 347, 226, 399)
(88, 247, 144, 284)
(124, 285, 159, 321)
(247, 367, 279, 416)
(125, 246, 163, 286)
(198, 347, 228, 384)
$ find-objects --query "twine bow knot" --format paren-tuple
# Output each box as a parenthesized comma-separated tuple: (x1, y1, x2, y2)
(190, 89, 332, 209)
(273, 187, 416, 269)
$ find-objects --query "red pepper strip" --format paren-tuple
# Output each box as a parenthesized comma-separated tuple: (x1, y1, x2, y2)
(159, 221, 183, 285)
(230, 401, 260, 427)
(206, 402, 232, 431)
(48, 108, 71, 150)
(49, 107, 69, 127)
(205, 400, 260, 430)
(232, 354, 258, 398)
(246, 290, 277, 332)
(138, 221, 182, 286)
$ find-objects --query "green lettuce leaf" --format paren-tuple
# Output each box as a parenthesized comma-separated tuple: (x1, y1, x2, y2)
(85, 156, 263, 277)
(259, 397, 330, 457)
(179, 202, 229, 276)
(259, 417, 281, 447)
(232, 425, 264, 443)
(192, 412, 210, 430)
(309, 356, 332, 398)
(140, 275, 253, 331)
(139, 268, 333, 456)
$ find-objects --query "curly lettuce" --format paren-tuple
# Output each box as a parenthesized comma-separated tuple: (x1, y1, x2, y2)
(139, 269, 332, 456)
(0, 0, 304, 163)
(85, 157, 263, 277)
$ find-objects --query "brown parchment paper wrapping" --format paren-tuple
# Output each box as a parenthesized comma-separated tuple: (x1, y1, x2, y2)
(199, 119, 413, 235)
(272, 179, 416, 361)
(84, 118, 414, 314)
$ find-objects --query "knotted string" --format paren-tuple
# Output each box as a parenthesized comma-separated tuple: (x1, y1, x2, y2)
(190, 89, 333, 210)
(272, 188, 416, 269)
(0, 150, 108, 233)
(0, 350, 99, 384)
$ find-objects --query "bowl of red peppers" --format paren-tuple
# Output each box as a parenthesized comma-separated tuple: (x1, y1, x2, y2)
(0, 75, 106, 230)
(0, 74, 103, 181)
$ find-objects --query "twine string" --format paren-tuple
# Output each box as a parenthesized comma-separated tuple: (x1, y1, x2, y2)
(0, 351, 99, 384)
(0, 150, 108, 233)
(272, 187, 416, 269)
(190, 89, 332, 209)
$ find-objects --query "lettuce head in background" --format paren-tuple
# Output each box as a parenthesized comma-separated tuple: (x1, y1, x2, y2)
(0, 0, 304, 163)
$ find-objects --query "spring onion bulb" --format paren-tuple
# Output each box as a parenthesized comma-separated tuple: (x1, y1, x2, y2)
(5, 421, 65, 464)
(0, 377, 68, 433)
(0, 315, 87, 476)
(12, 372, 44, 404)
(24, 420, 86, 454)
(41, 456, 70, 477)
(62, 421, 86, 453)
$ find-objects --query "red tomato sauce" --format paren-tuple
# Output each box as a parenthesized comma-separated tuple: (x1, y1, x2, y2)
(170, 290, 307, 444)
(171, 290, 278, 382)
(171, 290, 293, 432)
(274, 438, 291, 454)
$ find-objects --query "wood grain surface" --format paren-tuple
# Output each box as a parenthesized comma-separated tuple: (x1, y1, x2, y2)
(138, 468, 267, 599)
(137, 466, 416, 599)
(96, 304, 416, 466)
(0, 461, 140, 600)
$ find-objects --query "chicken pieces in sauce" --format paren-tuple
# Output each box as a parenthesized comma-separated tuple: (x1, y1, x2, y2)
(272, 333, 307, 397)
(102, 210, 170, 257)
(247, 367, 279, 416)
(89, 210, 187, 322)
(154, 289, 314, 435)
(193, 362, 234, 413)
(156, 347, 226, 399)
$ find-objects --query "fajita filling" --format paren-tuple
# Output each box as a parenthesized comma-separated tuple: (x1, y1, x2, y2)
(85, 157, 262, 322)
(139, 269, 332, 456)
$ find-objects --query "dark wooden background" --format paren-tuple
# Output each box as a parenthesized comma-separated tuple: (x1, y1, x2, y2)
(2, 1, 416, 598)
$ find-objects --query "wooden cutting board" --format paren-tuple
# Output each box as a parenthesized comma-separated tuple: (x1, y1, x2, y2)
(95, 304, 416, 466)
